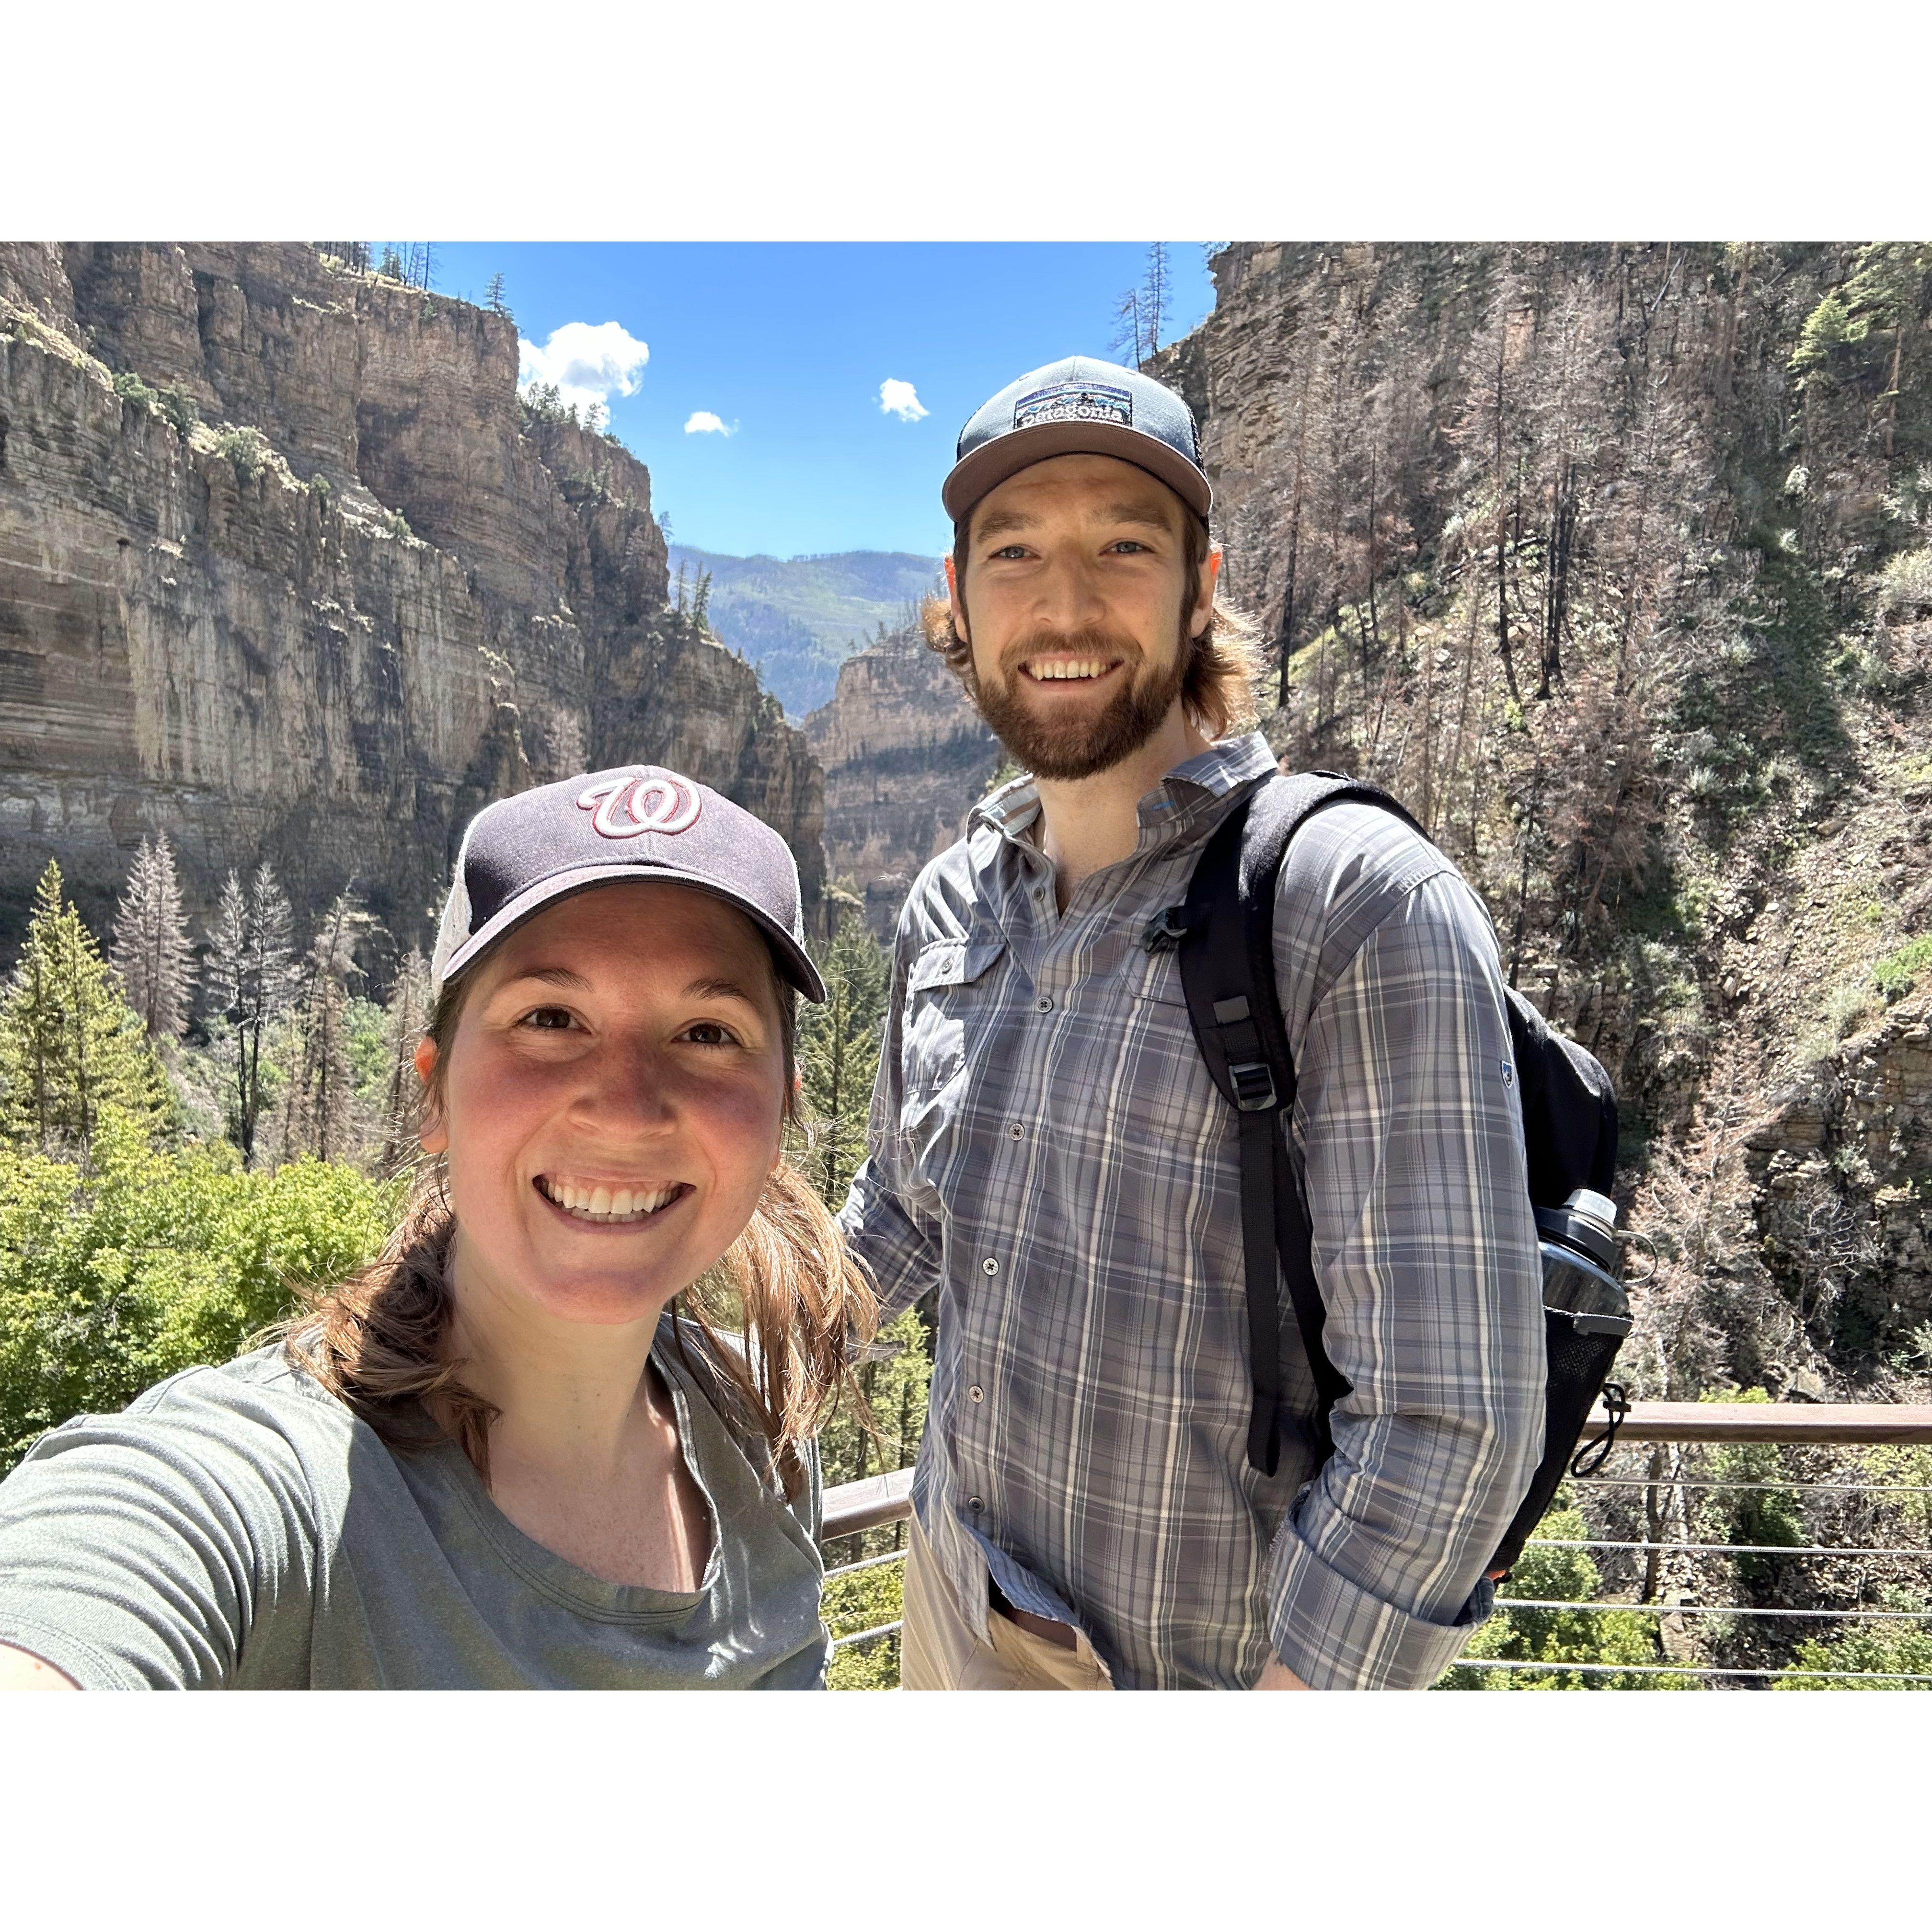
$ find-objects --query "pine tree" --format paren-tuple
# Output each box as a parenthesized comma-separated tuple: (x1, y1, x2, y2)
(0, 861, 172, 1155)
(484, 271, 510, 316)
(797, 906, 889, 1209)
(110, 833, 196, 1040)
(204, 864, 299, 1167)
(379, 946, 433, 1172)
(279, 888, 376, 1165)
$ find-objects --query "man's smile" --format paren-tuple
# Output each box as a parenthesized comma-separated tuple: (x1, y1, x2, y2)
(1016, 655, 1126, 686)
(533, 1173, 693, 1226)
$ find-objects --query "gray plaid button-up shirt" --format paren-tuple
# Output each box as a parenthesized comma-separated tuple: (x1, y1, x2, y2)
(840, 732, 1546, 1690)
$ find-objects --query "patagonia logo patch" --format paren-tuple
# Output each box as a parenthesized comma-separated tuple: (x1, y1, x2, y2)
(1013, 380, 1133, 433)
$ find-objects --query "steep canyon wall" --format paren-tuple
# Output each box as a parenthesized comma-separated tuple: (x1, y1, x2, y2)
(0, 243, 821, 965)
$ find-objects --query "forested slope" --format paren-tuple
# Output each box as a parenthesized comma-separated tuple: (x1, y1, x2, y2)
(1152, 242, 1932, 1395)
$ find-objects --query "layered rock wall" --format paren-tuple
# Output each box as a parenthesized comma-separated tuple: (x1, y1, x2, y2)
(0, 243, 820, 963)
(804, 623, 997, 936)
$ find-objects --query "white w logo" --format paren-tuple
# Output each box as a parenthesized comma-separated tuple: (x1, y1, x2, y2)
(576, 772, 703, 839)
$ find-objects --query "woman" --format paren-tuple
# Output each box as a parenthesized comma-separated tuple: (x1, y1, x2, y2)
(0, 766, 876, 1688)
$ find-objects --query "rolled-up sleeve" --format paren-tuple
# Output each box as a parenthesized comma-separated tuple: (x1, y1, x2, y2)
(1266, 870, 1547, 1690)
(838, 915, 945, 1326)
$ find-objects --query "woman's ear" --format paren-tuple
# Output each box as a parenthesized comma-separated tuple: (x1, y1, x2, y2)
(414, 1036, 448, 1155)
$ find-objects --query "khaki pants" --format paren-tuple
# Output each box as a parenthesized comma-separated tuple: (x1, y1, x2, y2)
(899, 1514, 1114, 1691)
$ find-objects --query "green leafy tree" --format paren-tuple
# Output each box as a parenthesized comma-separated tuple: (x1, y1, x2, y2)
(0, 1106, 403, 1473)
(0, 861, 172, 1156)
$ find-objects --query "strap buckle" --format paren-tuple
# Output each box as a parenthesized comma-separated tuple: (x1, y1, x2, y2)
(1229, 1060, 1278, 1112)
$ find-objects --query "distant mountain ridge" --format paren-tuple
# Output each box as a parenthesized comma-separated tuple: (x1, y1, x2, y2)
(667, 545, 941, 716)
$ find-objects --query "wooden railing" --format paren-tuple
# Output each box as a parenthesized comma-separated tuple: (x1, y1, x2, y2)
(820, 1401, 1932, 1541)
(818, 1400, 1932, 1687)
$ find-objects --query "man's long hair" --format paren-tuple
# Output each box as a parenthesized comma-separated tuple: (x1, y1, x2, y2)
(922, 508, 1263, 741)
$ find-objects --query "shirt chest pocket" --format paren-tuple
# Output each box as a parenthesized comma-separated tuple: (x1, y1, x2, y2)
(902, 933, 1006, 1104)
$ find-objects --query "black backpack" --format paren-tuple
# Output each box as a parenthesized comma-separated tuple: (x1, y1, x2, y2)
(1170, 771, 1626, 1578)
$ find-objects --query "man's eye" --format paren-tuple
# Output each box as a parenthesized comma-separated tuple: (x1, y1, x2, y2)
(1109, 540, 1151, 554)
(683, 1021, 740, 1047)
(990, 545, 1029, 561)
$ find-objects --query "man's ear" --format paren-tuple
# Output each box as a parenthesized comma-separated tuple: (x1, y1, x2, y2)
(1190, 540, 1223, 642)
(414, 1036, 448, 1155)
(943, 551, 969, 644)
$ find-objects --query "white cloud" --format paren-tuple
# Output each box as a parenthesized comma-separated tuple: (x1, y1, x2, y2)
(518, 321, 649, 418)
(684, 411, 733, 436)
(879, 378, 929, 422)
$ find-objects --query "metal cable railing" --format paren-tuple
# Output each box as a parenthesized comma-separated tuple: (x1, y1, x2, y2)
(817, 1401, 1932, 1685)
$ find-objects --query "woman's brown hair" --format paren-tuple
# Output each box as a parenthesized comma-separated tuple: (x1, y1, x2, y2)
(282, 939, 878, 1499)
(923, 505, 1263, 741)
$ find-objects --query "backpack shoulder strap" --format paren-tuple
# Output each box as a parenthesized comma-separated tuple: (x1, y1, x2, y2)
(1175, 770, 1429, 1474)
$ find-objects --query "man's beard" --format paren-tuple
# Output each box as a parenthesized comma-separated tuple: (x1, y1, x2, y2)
(967, 621, 1190, 783)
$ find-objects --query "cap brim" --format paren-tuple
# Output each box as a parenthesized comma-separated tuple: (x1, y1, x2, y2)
(438, 862, 827, 1003)
(942, 421, 1212, 523)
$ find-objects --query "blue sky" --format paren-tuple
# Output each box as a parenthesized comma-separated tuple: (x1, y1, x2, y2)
(431, 244, 1215, 560)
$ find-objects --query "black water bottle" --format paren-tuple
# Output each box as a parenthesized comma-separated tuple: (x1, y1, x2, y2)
(1487, 1188, 1633, 1577)
(1536, 1188, 1632, 1336)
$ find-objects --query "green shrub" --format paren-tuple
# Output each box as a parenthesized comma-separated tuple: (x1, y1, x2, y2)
(0, 1110, 403, 1473)
(823, 1555, 906, 1690)
(1438, 1507, 1695, 1690)
(1775, 1599, 1932, 1689)
(1874, 936, 1932, 1003)
(213, 425, 269, 487)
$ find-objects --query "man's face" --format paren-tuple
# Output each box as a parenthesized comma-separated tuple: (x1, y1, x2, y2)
(946, 453, 1218, 782)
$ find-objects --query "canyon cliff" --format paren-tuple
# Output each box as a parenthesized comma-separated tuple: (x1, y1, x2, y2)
(1152, 242, 1932, 1386)
(804, 620, 999, 936)
(0, 243, 821, 964)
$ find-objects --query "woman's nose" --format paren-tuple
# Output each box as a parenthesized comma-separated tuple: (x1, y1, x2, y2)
(573, 1034, 678, 1135)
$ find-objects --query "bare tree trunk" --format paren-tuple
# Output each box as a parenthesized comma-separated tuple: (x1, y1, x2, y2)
(1494, 332, 1521, 705)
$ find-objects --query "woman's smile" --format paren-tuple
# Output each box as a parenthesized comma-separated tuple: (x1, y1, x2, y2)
(533, 1173, 693, 1227)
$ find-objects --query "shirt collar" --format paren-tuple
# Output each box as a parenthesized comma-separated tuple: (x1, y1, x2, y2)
(969, 732, 1280, 847)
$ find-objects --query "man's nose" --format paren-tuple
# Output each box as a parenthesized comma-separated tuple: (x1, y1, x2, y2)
(1033, 551, 1108, 631)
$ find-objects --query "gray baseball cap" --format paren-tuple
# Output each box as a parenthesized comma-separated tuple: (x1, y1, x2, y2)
(942, 355, 1212, 524)
(431, 765, 825, 1003)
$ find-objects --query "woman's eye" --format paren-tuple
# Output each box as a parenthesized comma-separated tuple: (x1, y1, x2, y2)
(682, 1020, 740, 1047)
(520, 1006, 577, 1031)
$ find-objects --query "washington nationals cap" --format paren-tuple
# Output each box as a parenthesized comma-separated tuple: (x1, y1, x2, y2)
(430, 765, 826, 1003)
(942, 355, 1212, 524)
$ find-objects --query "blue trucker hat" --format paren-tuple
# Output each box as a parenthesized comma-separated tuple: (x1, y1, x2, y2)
(942, 355, 1212, 524)
(430, 765, 825, 1003)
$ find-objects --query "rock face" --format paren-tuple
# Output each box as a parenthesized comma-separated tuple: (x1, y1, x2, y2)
(1150, 240, 1932, 1372)
(804, 621, 998, 936)
(0, 243, 821, 961)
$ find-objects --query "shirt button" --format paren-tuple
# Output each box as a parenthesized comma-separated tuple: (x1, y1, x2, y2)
(967, 1496, 985, 1512)
(981, 1256, 1000, 1276)
(1035, 995, 1053, 1013)
(1007, 1122, 1024, 1140)
(968, 1385, 985, 1403)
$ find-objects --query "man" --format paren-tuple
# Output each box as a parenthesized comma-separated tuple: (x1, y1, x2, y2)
(840, 356, 1546, 1690)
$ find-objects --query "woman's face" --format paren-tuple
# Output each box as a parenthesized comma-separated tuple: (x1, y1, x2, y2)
(418, 881, 790, 1329)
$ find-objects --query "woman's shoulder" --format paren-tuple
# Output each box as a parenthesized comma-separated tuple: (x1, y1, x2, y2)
(11, 1343, 363, 1507)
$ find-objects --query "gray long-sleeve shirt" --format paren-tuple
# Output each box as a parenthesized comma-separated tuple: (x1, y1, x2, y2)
(840, 732, 1546, 1690)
